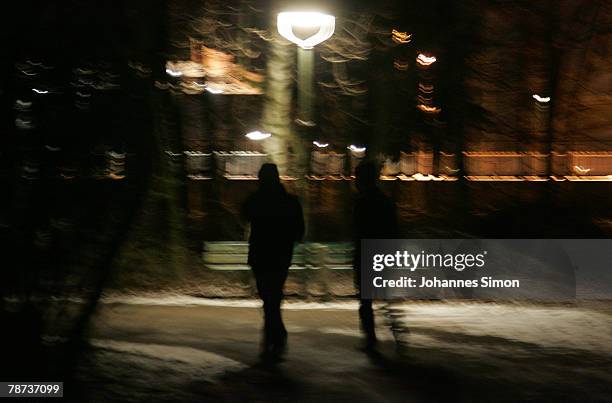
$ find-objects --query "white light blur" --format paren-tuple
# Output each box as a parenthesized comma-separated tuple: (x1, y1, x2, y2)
(165, 68, 183, 77)
(574, 165, 591, 174)
(416, 53, 437, 66)
(313, 141, 329, 148)
(32, 88, 48, 94)
(532, 94, 551, 103)
(277, 12, 335, 49)
(245, 131, 272, 141)
(15, 100, 32, 109)
(205, 86, 224, 94)
(414, 173, 436, 181)
(348, 145, 366, 153)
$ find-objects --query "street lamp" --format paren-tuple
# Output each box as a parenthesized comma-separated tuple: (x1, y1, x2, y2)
(277, 11, 335, 126)
(277, 12, 335, 50)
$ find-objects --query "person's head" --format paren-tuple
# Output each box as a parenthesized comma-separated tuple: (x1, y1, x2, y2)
(258, 163, 281, 188)
(355, 160, 379, 193)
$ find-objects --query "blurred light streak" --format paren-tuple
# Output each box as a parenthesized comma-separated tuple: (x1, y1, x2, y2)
(348, 145, 366, 153)
(313, 141, 329, 148)
(391, 29, 412, 44)
(444, 166, 460, 174)
(205, 86, 224, 94)
(15, 100, 32, 111)
(245, 131, 271, 140)
(532, 94, 551, 103)
(32, 88, 48, 94)
(417, 95, 433, 103)
(418, 83, 434, 93)
(417, 104, 441, 113)
(393, 60, 409, 70)
(15, 118, 34, 129)
(20, 69, 37, 76)
(21, 163, 39, 180)
(165, 68, 183, 77)
(108, 151, 126, 180)
(128, 61, 152, 76)
(295, 118, 316, 127)
(180, 82, 206, 95)
(416, 53, 436, 66)
(574, 165, 591, 174)
(413, 173, 439, 181)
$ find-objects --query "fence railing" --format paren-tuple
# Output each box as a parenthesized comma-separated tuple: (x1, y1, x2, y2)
(175, 150, 612, 181)
(202, 241, 354, 271)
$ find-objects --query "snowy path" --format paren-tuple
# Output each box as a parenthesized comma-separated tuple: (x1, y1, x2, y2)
(72, 299, 611, 402)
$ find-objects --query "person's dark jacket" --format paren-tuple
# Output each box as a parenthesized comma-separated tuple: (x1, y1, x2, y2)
(243, 184, 305, 269)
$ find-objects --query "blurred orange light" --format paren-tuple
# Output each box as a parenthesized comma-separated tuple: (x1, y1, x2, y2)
(417, 104, 441, 113)
(392, 29, 412, 44)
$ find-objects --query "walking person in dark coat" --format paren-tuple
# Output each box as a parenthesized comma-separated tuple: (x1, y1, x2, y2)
(243, 163, 305, 361)
(353, 161, 398, 350)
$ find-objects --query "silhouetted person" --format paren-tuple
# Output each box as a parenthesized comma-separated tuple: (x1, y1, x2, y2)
(243, 163, 304, 361)
(353, 161, 398, 350)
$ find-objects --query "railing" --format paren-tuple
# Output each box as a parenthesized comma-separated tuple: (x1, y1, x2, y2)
(213, 151, 267, 179)
(170, 150, 612, 182)
(202, 242, 354, 271)
(463, 152, 548, 176)
(464, 151, 612, 180)
(18, 149, 612, 182)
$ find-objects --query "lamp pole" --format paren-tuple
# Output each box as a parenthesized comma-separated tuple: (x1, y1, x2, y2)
(297, 47, 315, 126)
(277, 11, 335, 127)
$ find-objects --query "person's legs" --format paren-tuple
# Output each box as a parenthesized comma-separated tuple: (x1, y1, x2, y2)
(359, 298, 377, 348)
(253, 267, 289, 357)
(269, 268, 288, 352)
(354, 267, 376, 349)
(254, 269, 274, 352)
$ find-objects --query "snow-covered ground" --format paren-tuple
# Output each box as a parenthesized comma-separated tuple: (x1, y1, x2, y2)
(62, 298, 612, 402)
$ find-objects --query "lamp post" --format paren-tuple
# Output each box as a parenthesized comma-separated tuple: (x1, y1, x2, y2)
(277, 11, 335, 126)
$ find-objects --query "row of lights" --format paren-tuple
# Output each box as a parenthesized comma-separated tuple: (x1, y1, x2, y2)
(245, 131, 366, 153)
(313, 142, 366, 153)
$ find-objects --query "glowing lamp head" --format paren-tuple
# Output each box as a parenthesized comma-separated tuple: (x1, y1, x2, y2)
(277, 12, 335, 49)
(245, 130, 271, 141)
